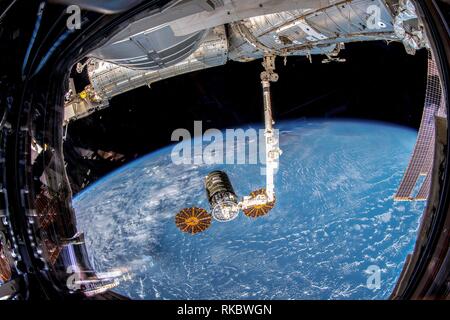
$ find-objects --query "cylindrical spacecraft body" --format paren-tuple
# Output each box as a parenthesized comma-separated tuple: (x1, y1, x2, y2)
(205, 171, 239, 222)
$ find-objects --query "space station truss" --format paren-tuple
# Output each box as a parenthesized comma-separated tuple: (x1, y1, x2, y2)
(394, 51, 447, 201)
(88, 25, 228, 101)
(228, 0, 397, 62)
(64, 25, 228, 122)
(64, 0, 429, 123)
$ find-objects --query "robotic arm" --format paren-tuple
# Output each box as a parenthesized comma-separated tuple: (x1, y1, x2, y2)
(175, 55, 282, 234)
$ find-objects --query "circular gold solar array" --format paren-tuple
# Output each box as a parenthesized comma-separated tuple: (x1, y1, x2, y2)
(243, 189, 276, 218)
(175, 207, 212, 234)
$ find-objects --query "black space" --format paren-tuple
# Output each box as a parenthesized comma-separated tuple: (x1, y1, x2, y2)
(64, 41, 428, 194)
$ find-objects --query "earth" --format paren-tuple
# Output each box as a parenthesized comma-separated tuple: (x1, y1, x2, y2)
(73, 119, 424, 300)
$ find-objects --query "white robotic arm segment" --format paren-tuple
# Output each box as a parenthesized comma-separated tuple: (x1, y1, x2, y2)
(240, 54, 282, 208)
